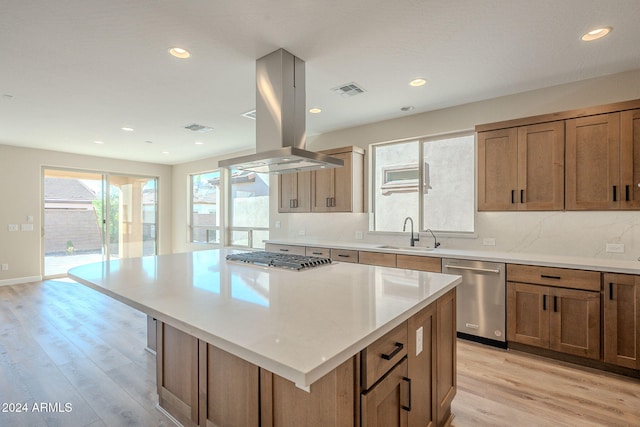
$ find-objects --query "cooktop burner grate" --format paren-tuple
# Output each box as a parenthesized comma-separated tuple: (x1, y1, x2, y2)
(226, 251, 332, 271)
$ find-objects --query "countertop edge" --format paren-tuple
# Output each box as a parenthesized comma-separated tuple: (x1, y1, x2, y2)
(265, 239, 640, 274)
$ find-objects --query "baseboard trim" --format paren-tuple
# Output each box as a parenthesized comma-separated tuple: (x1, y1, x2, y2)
(0, 275, 42, 287)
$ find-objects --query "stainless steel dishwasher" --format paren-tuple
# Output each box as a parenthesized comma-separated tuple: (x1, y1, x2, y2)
(441, 258, 506, 347)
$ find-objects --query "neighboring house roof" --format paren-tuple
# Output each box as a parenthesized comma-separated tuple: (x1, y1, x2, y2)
(44, 178, 96, 202)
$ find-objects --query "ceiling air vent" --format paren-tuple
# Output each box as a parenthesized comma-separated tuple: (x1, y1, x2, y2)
(332, 82, 366, 97)
(184, 123, 214, 133)
(241, 109, 257, 120)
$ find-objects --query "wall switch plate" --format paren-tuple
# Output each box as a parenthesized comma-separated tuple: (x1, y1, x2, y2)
(483, 238, 496, 246)
(416, 326, 423, 356)
(298, 229, 305, 236)
(7, 224, 18, 232)
(606, 243, 625, 253)
(355, 231, 363, 240)
(275, 221, 281, 229)
(21, 224, 34, 232)
(27, 215, 34, 223)
(1, 264, 8, 271)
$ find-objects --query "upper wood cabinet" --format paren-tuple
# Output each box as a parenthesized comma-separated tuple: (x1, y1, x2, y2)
(279, 171, 311, 212)
(620, 109, 640, 209)
(277, 146, 365, 213)
(478, 121, 564, 211)
(311, 146, 365, 212)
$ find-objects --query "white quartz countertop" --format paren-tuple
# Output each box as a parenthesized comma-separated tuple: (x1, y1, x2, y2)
(266, 239, 640, 274)
(69, 249, 461, 388)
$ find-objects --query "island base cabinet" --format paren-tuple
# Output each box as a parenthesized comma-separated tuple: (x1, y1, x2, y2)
(156, 322, 199, 426)
(260, 358, 357, 427)
(361, 358, 409, 427)
(199, 343, 260, 427)
(435, 289, 457, 427)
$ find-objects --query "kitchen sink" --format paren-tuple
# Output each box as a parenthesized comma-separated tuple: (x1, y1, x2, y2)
(376, 245, 435, 252)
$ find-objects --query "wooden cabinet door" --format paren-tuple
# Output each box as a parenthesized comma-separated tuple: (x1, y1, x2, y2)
(361, 357, 409, 427)
(603, 273, 640, 369)
(435, 289, 456, 427)
(156, 322, 199, 426)
(620, 109, 640, 209)
(517, 121, 565, 210)
(408, 303, 436, 427)
(311, 151, 353, 212)
(477, 128, 518, 211)
(549, 288, 600, 360)
(199, 344, 259, 427)
(506, 282, 549, 348)
(311, 163, 335, 213)
(278, 172, 310, 212)
(566, 113, 620, 210)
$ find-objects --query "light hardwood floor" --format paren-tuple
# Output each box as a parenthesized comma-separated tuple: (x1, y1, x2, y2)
(1, 280, 639, 426)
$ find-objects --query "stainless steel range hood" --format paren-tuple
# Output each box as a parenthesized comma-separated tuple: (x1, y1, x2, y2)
(219, 49, 343, 174)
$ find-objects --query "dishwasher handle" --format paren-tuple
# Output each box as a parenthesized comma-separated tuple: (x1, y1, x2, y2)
(443, 264, 501, 274)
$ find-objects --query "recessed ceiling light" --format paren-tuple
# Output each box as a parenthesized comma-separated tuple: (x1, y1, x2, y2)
(195, 141, 204, 145)
(121, 127, 134, 132)
(409, 78, 427, 87)
(581, 27, 612, 41)
(169, 47, 191, 59)
(309, 108, 322, 114)
(161, 151, 170, 154)
(93, 140, 104, 144)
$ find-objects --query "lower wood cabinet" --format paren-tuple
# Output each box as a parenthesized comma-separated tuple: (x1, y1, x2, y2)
(507, 281, 601, 360)
(603, 273, 640, 369)
(361, 357, 409, 427)
(156, 322, 199, 426)
(359, 251, 397, 268)
(155, 290, 456, 427)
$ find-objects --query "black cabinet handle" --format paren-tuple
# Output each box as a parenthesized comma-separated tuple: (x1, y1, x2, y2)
(311, 252, 323, 255)
(279, 248, 289, 252)
(543, 294, 547, 311)
(613, 185, 617, 202)
(626, 185, 630, 201)
(541, 275, 561, 280)
(337, 254, 350, 258)
(609, 282, 614, 300)
(402, 376, 412, 411)
(520, 189, 525, 204)
(381, 342, 404, 360)
(553, 296, 558, 312)
(511, 190, 516, 204)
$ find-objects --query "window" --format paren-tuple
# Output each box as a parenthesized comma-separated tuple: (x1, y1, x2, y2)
(229, 170, 270, 249)
(372, 133, 475, 233)
(190, 171, 220, 244)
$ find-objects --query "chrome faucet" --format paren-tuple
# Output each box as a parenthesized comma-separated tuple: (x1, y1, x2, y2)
(402, 217, 419, 247)
(425, 228, 441, 249)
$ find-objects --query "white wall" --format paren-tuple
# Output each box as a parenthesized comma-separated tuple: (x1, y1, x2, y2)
(0, 144, 172, 285)
(271, 69, 640, 261)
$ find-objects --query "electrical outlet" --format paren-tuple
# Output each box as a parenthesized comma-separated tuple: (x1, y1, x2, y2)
(416, 326, 423, 356)
(275, 221, 281, 229)
(298, 229, 305, 236)
(27, 215, 34, 223)
(8, 224, 18, 232)
(483, 238, 496, 246)
(1, 264, 8, 271)
(606, 243, 625, 253)
(355, 231, 363, 240)
(21, 224, 34, 232)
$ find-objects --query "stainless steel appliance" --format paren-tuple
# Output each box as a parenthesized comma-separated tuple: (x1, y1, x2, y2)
(441, 258, 506, 347)
(226, 251, 332, 271)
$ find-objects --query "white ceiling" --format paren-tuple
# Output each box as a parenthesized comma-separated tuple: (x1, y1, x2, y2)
(1, 0, 639, 165)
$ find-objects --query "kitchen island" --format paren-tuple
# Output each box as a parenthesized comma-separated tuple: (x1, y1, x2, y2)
(69, 249, 461, 427)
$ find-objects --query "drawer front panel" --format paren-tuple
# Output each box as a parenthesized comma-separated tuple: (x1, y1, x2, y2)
(305, 247, 331, 258)
(265, 244, 306, 256)
(361, 322, 408, 390)
(507, 264, 600, 291)
(358, 251, 397, 267)
(397, 255, 441, 272)
(331, 249, 359, 263)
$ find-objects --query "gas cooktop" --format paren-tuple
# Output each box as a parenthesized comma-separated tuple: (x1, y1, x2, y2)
(226, 251, 332, 271)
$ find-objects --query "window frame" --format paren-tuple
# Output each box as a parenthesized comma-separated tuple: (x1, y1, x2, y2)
(189, 170, 221, 245)
(370, 131, 476, 235)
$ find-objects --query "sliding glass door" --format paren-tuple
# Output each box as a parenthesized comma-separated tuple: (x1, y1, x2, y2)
(43, 169, 157, 278)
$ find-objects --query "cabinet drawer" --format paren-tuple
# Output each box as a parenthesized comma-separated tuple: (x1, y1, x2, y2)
(361, 322, 408, 390)
(265, 244, 306, 256)
(397, 254, 441, 272)
(331, 249, 358, 263)
(359, 251, 397, 267)
(507, 264, 600, 291)
(305, 247, 331, 258)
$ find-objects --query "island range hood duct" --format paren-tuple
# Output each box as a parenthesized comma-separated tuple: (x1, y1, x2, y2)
(219, 49, 344, 174)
